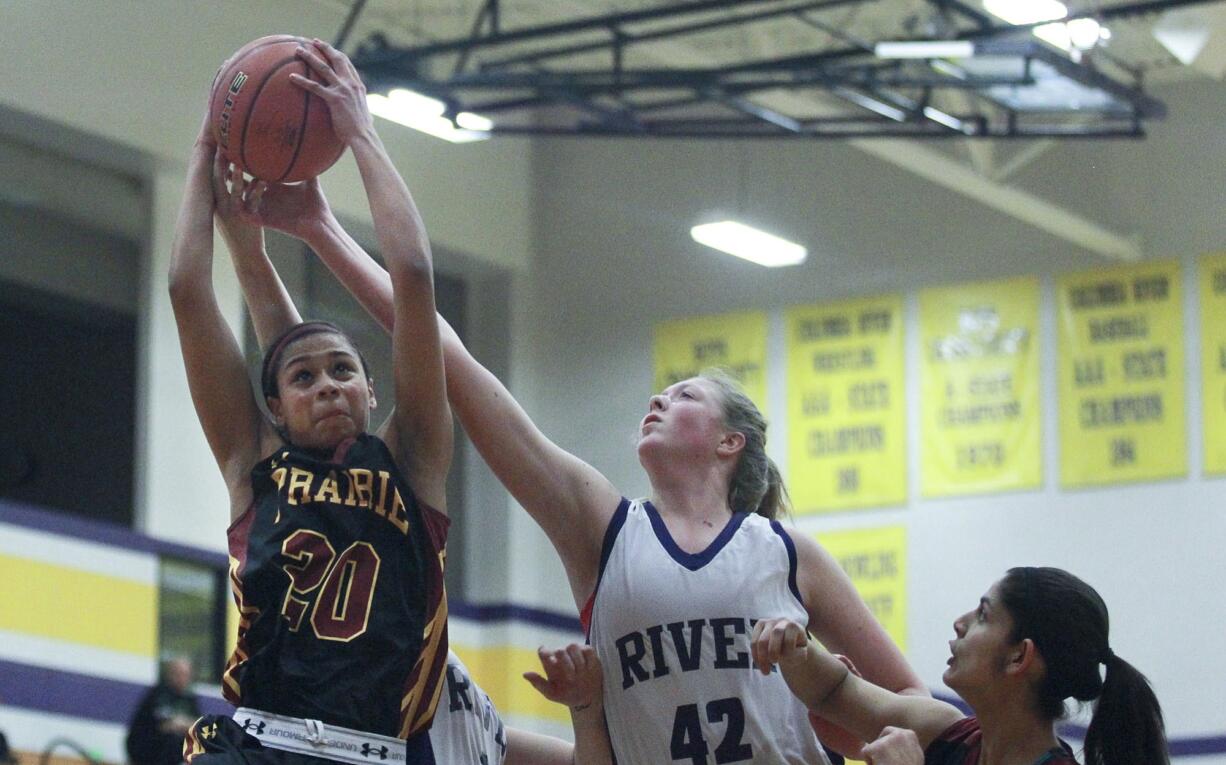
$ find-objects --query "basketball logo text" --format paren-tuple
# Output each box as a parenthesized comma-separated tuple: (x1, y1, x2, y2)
(217, 71, 249, 150)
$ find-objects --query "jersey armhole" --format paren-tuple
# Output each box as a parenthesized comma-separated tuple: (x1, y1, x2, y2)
(769, 521, 805, 612)
(581, 497, 631, 636)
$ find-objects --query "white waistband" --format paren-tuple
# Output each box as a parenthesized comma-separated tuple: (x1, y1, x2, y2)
(232, 707, 407, 764)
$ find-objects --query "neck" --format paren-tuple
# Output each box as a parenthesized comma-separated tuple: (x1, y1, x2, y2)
(972, 699, 1062, 765)
(646, 461, 734, 526)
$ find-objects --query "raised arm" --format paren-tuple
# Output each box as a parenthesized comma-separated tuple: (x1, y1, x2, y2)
(751, 619, 962, 750)
(294, 176, 620, 608)
(167, 118, 268, 518)
(211, 157, 302, 347)
(292, 39, 452, 512)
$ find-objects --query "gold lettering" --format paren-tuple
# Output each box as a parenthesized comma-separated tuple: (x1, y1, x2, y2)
(388, 489, 410, 534)
(271, 467, 288, 491)
(373, 471, 391, 518)
(350, 469, 374, 508)
(286, 467, 314, 506)
(315, 471, 343, 504)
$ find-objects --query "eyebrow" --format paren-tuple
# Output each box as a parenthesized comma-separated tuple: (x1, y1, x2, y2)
(282, 350, 357, 369)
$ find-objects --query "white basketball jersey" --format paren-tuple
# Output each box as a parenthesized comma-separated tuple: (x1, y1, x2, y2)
(430, 651, 507, 765)
(587, 499, 829, 765)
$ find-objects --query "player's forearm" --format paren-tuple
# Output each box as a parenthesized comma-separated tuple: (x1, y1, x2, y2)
(168, 144, 218, 304)
(779, 640, 853, 715)
(229, 244, 301, 349)
(570, 702, 613, 765)
(306, 214, 395, 333)
(346, 129, 434, 284)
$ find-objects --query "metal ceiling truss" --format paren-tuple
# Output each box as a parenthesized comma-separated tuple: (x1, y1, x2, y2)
(343, 0, 1216, 139)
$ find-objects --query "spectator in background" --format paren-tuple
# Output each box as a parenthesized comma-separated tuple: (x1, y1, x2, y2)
(126, 657, 200, 765)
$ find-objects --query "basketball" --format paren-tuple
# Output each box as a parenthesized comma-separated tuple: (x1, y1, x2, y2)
(209, 35, 345, 183)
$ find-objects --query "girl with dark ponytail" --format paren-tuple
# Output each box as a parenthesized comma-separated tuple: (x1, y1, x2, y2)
(753, 566, 1169, 765)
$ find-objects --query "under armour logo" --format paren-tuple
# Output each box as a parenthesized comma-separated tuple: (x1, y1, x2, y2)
(361, 743, 389, 760)
(241, 719, 267, 734)
(199, 722, 218, 740)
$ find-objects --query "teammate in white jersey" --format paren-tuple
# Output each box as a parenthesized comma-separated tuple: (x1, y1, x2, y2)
(291, 214, 927, 762)
(434, 650, 578, 765)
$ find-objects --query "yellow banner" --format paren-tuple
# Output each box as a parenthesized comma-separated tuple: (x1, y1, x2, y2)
(1201, 253, 1226, 475)
(1057, 261, 1186, 486)
(653, 311, 768, 411)
(786, 296, 906, 513)
(815, 526, 907, 652)
(919, 277, 1042, 496)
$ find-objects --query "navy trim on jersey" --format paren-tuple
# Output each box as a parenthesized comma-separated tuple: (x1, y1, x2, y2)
(642, 500, 749, 571)
(594, 498, 632, 595)
(770, 520, 804, 609)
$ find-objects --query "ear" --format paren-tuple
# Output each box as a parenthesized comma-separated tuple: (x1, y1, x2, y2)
(716, 430, 746, 457)
(266, 396, 285, 426)
(367, 378, 377, 410)
(1005, 638, 1043, 679)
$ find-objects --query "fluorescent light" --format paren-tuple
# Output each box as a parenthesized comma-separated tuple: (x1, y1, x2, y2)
(1034, 18, 1106, 52)
(923, 106, 975, 135)
(875, 41, 975, 59)
(455, 111, 494, 132)
(690, 221, 807, 267)
(1067, 18, 1106, 50)
(1034, 22, 1073, 50)
(366, 89, 490, 144)
(983, 0, 1067, 25)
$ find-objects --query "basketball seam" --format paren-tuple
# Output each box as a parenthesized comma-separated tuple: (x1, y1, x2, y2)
(212, 36, 301, 149)
(279, 60, 314, 183)
(239, 55, 306, 180)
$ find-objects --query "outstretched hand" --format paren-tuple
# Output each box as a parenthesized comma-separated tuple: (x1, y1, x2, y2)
(290, 38, 374, 145)
(524, 644, 604, 711)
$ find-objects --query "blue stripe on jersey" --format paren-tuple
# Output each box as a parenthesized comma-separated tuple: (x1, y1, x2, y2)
(642, 501, 749, 571)
(770, 520, 804, 608)
(594, 498, 632, 593)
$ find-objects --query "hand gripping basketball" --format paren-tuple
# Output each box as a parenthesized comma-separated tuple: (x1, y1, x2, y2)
(289, 39, 374, 146)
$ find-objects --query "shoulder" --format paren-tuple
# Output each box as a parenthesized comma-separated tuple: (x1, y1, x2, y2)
(927, 716, 980, 747)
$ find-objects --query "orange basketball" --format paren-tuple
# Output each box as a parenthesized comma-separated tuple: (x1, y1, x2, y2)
(210, 35, 345, 183)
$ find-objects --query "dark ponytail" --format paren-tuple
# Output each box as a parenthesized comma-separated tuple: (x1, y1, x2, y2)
(700, 369, 789, 520)
(999, 567, 1169, 765)
(1084, 654, 1168, 765)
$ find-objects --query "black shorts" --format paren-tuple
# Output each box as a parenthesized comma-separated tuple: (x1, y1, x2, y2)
(184, 716, 436, 764)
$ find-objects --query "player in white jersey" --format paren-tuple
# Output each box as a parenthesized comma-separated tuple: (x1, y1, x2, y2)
(433, 650, 576, 765)
(587, 497, 823, 764)
(295, 216, 928, 761)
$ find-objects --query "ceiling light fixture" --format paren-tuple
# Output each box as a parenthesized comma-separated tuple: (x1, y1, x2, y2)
(690, 221, 807, 267)
(983, 0, 1068, 26)
(874, 40, 975, 59)
(366, 88, 491, 143)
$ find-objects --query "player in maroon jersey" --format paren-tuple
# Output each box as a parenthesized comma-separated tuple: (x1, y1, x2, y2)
(171, 39, 451, 763)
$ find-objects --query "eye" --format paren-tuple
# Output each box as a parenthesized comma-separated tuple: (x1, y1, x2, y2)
(334, 361, 356, 376)
(679, 391, 694, 400)
(292, 369, 312, 383)
(976, 605, 986, 622)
